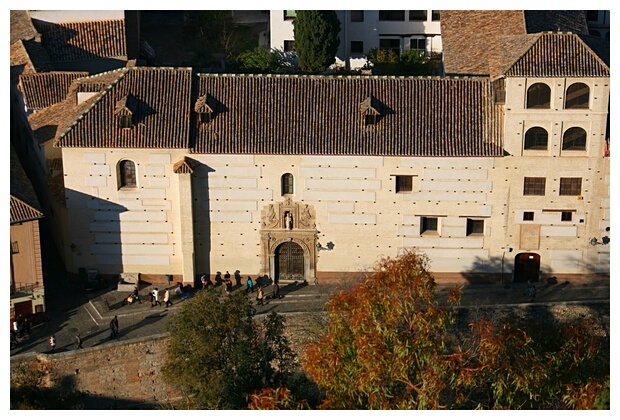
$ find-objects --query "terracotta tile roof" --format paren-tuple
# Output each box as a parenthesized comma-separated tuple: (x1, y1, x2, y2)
(55, 67, 193, 149)
(34, 19, 127, 63)
(442, 10, 590, 76)
(10, 145, 43, 224)
(10, 10, 39, 44)
(523, 10, 588, 34)
(28, 70, 121, 146)
(502, 33, 610, 78)
(19, 71, 89, 110)
(192, 74, 504, 157)
(10, 39, 53, 84)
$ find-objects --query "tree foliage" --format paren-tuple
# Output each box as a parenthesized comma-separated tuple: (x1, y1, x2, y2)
(293, 11, 341, 73)
(161, 289, 296, 409)
(235, 47, 296, 74)
(303, 250, 462, 409)
(302, 249, 608, 409)
(366, 48, 433, 76)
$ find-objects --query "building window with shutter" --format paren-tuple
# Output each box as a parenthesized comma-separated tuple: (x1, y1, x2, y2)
(565, 83, 590, 109)
(466, 219, 484, 236)
(523, 211, 535, 221)
(350, 10, 364, 22)
(524, 177, 546, 196)
(526, 83, 551, 109)
(421, 217, 438, 235)
(395, 176, 413, 193)
(559, 178, 582, 196)
(562, 127, 587, 150)
(119, 159, 137, 189)
(281, 173, 294, 195)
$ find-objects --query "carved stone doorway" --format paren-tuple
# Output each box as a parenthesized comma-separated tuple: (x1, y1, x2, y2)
(260, 199, 317, 284)
(275, 241, 305, 281)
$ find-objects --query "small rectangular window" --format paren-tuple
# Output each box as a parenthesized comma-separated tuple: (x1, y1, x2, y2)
(379, 10, 405, 21)
(11, 241, 19, 254)
(467, 219, 484, 236)
(561, 211, 573, 222)
(524, 177, 546, 196)
(523, 212, 535, 221)
(351, 41, 364, 54)
(409, 10, 427, 21)
(421, 217, 438, 234)
(432, 10, 441, 21)
(351, 10, 364, 22)
(284, 40, 295, 52)
(559, 178, 582, 196)
(395, 176, 413, 193)
(410, 38, 426, 52)
(379, 38, 401, 53)
(120, 115, 132, 129)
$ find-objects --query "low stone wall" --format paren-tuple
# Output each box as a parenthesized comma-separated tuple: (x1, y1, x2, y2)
(11, 302, 609, 409)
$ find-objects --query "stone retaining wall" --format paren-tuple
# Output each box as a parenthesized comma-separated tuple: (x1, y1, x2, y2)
(11, 302, 609, 409)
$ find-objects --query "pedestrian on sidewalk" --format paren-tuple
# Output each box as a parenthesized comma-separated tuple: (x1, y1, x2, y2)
(132, 286, 142, 304)
(272, 282, 282, 299)
(201, 273, 209, 289)
(48, 334, 56, 352)
(524, 280, 537, 302)
(110, 316, 119, 339)
(164, 288, 173, 307)
(256, 285, 264, 306)
(152, 288, 162, 306)
(75, 333, 83, 349)
(225, 278, 232, 294)
(224, 271, 231, 283)
(11, 330, 19, 348)
(246, 276, 254, 293)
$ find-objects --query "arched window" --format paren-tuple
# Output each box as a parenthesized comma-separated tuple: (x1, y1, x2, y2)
(562, 127, 587, 151)
(281, 173, 294, 195)
(119, 160, 137, 188)
(524, 127, 548, 150)
(526, 83, 551, 109)
(565, 83, 590, 109)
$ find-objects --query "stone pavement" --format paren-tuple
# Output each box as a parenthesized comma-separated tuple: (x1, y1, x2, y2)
(10, 276, 610, 360)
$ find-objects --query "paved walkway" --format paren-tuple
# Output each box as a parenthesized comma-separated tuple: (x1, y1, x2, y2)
(10, 274, 609, 360)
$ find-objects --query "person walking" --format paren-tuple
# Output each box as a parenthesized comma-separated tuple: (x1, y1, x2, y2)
(11, 330, 19, 348)
(256, 285, 264, 306)
(164, 288, 173, 307)
(224, 271, 231, 284)
(75, 333, 83, 349)
(246, 276, 254, 293)
(132, 286, 142, 304)
(200, 273, 209, 289)
(48, 334, 56, 352)
(152, 288, 162, 307)
(272, 282, 282, 299)
(225, 278, 232, 294)
(110, 316, 119, 339)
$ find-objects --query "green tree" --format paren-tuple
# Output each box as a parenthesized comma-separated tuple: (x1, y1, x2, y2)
(293, 11, 341, 73)
(236, 47, 287, 73)
(302, 250, 608, 409)
(161, 289, 296, 409)
(366, 48, 432, 76)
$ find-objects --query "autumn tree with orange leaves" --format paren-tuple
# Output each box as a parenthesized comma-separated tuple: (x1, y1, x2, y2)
(298, 250, 608, 410)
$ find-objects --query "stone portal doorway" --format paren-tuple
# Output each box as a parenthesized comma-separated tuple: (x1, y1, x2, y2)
(259, 199, 317, 284)
(275, 241, 305, 281)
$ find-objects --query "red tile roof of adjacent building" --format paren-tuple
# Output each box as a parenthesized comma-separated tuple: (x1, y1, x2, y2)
(10, 145, 44, 224)
(19, 71, 89, 110)
(441, 10, 589, 77)
(500, 33, 610, 78)
(34, 19, 127, 63)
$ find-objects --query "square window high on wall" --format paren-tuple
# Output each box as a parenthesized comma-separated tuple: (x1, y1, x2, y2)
(395, 175, 413, 193)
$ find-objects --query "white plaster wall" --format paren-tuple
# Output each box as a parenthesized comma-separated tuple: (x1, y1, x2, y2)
(61, 143, 609, 280)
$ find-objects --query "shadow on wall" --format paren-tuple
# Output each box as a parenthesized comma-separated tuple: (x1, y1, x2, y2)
(191, 161, 214, 283)
(461, 254, 553, 285)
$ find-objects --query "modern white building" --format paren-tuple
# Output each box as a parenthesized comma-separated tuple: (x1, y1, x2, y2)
(270, 10, 442, 70)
